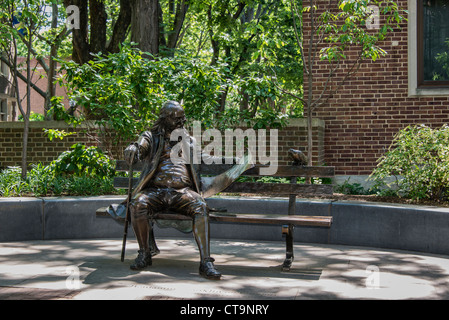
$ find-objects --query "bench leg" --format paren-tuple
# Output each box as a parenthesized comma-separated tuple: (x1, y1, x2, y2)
(282, 187, 297, 271)
(149, 224, 160, 257)
(282, 224, 294, 271)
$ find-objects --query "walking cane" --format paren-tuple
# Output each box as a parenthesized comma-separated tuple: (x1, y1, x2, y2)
(121, 149, 136, 262)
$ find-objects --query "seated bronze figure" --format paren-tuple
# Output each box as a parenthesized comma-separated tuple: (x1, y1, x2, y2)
(114, 100, 252, 280)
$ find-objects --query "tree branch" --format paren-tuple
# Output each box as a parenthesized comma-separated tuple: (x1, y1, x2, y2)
(167, 0, 189, 49)
(290, 0, 308, 76)
(0, 55, 47, 98)
(107, 0, 132, 53)
(232, 1, 246, 20)
(313, 52, 364, 111)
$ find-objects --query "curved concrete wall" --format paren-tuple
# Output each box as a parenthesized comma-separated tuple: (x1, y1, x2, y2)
(1, 196, 449, 255)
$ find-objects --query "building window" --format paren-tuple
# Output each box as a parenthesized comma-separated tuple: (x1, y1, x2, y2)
(0, 52, 8, 77)
(1, 61, 7, 77)
(418, 0, 449, 87)
(0, 99, 7, 121)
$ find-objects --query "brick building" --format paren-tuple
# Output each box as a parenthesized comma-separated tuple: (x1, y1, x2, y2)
(0, 55, 16, 121)
(303, 0, 449, 184)
(16, 57, 69, 119)
(0, 57, 68, 121)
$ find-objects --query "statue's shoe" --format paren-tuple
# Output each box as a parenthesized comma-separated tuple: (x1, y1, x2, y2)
(199, 257, 221, 280)
(130, 250, 152, 270)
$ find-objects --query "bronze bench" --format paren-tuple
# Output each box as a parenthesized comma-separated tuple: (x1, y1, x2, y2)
(96, 160, 334, 271)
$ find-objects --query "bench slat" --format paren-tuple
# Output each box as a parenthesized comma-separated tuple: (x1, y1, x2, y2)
(113, 177, 139, 189)
(209, 212, 332, 227)
(114, 160, 335, 178)
(223, 182, 333, 195)
(112, 178, 334, 195)
(201, 165, 335, 177)
(96, 207, 332, 228)
(115, 161, 144, 171)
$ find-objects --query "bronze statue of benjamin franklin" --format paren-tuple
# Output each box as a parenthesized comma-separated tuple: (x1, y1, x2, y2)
(109, 100, 253, 280)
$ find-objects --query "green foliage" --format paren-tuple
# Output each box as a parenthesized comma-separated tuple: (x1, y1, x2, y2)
(0, 167, 27, 197)
(64, 175, 117, 196)
(48, 143, 115, 178)
(0, 166, 118, 197)
(370, 124, 449, 201)
(56, 45, 154, 143)
(335, 178, 374, 195)
(57, 43, 289, 139)
(43, 128, 75, 141)
(18, 112, 45, 121)
(235, 175, 329, 185)
(0, 144, 118, 197)
(202, 0, 303, 108)
(317, 0, 405, 63)
(1, 0, 73, 58)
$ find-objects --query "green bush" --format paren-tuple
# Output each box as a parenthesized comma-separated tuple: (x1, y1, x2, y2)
(335, 178, 374, 195)
(370, 124, 449, 201)
(0, 167, 26, 197)
(48, 143, 115, 178)
(0, 144, 119, 197)
(56, 44, 288, 136)
(18, 111, 45, 121)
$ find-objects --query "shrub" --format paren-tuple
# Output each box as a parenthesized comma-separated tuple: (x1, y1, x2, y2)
(48, 143, 115, 178)
(0, 167, 26, 197)
(65, 175, 117, 196)
(0, 144, 118, 197)
(370, 124, 449, 201)
(18, 111, 45, 121)
(335, 178, 374, 195)
(26, 163, 54, 196)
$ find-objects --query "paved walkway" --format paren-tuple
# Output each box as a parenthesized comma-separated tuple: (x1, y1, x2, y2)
(1, 238, 449, 300)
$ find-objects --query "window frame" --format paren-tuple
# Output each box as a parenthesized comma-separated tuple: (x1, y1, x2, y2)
(409, 0, 449, 96)
(417, 0, 449, 88)
(0, 99, 7, 121)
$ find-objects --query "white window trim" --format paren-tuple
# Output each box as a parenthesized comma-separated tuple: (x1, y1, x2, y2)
(408, 0, 449, 97)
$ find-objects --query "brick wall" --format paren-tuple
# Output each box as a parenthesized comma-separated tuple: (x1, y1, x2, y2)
(225, 118, 325, 166)
(0, 119, 324, 169)
(0, 121, 93, 169)
(303, 0, 449, 176)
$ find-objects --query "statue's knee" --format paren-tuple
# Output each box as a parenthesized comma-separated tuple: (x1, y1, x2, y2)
(130, 198, 149, 219)
(192, 206, 209, 219)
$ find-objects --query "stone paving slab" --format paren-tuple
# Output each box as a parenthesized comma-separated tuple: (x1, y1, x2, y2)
(1, 238, 449, 300)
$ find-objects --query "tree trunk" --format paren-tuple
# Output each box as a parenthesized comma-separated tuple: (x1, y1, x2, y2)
(9, 41, 24, 174)
(19, 31, 33, 179)
(218, 87, 228, 113)
(207, 5, 219, 66)
(107, 0, 132, 53)
(307, 106, 313, 167)
(306, 0, 315, 167)
(167, 0, 189, 50)
(239, 89, 249, 119)
(22, 31, 33, 179)
(45, 45, 57, 120)
(45, 3, 58, 120)
(64, 0, 90, 64)
(130, 0, 160, 56)
(89, 0, 107, 54)
(21, 117, 30, 180)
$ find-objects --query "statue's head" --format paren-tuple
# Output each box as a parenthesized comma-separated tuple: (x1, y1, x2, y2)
(157, 100, 186, 132)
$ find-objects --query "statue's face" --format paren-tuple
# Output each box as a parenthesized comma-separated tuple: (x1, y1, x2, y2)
(163, 106, 186, 132)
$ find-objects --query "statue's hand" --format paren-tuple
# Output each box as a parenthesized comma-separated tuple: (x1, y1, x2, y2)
(124, 143, 139, 166)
